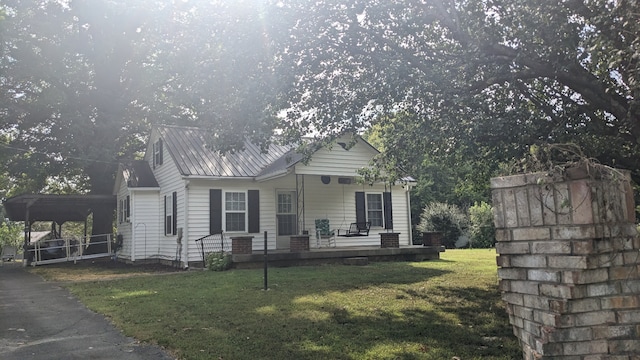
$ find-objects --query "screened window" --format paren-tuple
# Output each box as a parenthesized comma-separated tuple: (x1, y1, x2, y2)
(366, 193, 384, 227)
(225, 192, 246, 232)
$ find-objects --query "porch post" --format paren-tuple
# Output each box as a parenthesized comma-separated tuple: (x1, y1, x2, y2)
(296, 174, 306, 235)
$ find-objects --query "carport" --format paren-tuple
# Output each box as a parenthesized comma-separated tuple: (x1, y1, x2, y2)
(3, 194, 116, 265)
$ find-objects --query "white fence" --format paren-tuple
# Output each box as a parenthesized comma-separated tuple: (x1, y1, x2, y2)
(27, 233, 116, 266)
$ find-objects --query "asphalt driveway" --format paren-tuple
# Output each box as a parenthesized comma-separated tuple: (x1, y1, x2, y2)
(0, 262, 175, 360)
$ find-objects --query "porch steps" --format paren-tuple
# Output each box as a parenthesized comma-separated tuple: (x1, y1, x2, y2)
(343, 257, 368, 266)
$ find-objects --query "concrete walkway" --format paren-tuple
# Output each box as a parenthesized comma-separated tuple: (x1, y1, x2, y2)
(0, 262, 174, 360)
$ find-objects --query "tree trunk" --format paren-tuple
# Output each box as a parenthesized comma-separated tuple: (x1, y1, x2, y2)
(84, 162, 117, 254)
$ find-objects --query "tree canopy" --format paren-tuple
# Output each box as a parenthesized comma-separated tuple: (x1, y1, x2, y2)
(1, 0, 639, 217)
(275, 0, 640, 183)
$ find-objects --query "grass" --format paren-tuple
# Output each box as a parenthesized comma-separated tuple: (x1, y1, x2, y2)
(30, 249, 521, 360)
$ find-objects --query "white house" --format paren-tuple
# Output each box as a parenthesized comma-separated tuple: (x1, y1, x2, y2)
(113, 125, 414, 267)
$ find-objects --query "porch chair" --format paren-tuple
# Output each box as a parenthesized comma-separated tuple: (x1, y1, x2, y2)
(315, 219, 336, 248)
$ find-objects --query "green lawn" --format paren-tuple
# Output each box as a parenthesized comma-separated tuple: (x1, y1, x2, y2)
(33, 249, 521, 360)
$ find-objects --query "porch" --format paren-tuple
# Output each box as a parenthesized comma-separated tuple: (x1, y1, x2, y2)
(227, 245, 444, 269)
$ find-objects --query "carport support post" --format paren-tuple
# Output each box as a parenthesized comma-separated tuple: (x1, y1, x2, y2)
(23, 207, 30, 267)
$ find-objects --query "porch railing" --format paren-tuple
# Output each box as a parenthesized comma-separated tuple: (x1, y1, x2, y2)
(194, 232, 226, 268)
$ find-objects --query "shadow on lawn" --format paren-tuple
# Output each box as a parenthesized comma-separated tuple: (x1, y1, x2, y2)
(195, 264, 521, 360)
(230, 287, 521, 360)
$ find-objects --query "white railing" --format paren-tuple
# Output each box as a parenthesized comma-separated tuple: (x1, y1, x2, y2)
(28, 233, 115, 266)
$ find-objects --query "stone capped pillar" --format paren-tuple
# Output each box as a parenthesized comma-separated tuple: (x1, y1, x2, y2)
(231, 236, 254, 254)
(491, 168, 640, 359)
(290, 235, 310, 252)
(380, 232, 400, 248)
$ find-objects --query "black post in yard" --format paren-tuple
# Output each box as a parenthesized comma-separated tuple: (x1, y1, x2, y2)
(263, 231, 268, 291)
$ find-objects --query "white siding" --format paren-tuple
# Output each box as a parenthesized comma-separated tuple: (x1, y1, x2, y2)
(130, 190, 160, 260)
(148, 130, 186, 262)
(184, 179, 285, 262)
(294, 139, 378, 176)
(115, 176, 133, 260)
(181, 173, 412, 263)
(301, 177, 412, 246)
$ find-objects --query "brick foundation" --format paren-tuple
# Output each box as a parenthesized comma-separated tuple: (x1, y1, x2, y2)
(491, 168, 640, 359)
(380, 232, 400, 248)
(231, 236, 254, 254)
(290, 235, 310, 252)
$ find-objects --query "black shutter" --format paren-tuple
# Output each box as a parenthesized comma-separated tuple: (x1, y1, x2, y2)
(172, 191, 177, 235)
(248, 190, 260, 233)
(164, 195, 167, 234)
(158, 139, 163, 165)
(355, 192, 366, 223)
(152, 142, 156, 169)
(383, 192, 393, 229)
(125, 195, 130, 220)
(210, 189, 222, 234)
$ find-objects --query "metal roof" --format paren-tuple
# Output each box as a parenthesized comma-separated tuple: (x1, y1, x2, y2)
(157, 125, 295, 177)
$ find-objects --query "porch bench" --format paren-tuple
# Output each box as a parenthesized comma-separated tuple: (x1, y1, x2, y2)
(338, 222, 371, 237)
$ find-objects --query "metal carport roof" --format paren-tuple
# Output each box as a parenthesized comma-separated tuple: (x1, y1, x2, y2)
(3, 194, 116, 224)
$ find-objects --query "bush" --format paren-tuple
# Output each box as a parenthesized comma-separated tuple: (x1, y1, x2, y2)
(417, 202, 469, 248)
(206, 251, 232, 271)
(0, 221, 22, 249)
(469, 201, 496, 248)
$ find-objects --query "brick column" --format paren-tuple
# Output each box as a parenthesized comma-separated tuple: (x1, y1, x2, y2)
(290, 235, 310, 252)
(491, 168, 640, 359)
(380, 232, 400, 248)
(422, 232, 442, 246)
(231, 236, 254, 254)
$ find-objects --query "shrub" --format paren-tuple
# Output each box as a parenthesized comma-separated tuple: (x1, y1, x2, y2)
(0, 221, 22, 249)
(469, 201, 496, 248)
(417, 202, 469, 248)
(206, 251, 232, 271)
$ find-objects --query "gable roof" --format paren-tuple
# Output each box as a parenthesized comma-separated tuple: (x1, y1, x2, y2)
(152, 125, 414, 183)
(120, 160, 159, 188)
(156, 125, 294, 178)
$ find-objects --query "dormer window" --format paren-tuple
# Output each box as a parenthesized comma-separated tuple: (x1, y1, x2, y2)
(153, 139, 163, 168)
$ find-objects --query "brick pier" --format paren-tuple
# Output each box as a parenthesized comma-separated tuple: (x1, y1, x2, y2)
(491, 169, 640, 359)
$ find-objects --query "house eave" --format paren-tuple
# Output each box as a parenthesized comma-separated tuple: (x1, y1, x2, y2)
(255, 169, 291, 182)
(128, 187, 160, 192)
(181, 175, 255, 181)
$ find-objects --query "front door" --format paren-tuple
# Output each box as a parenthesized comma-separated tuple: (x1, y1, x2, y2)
(276, 190, 297, 249)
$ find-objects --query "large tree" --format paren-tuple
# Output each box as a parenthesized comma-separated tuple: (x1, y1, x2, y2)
(0, 1, 287, 243)
(274, 0, 640, 182)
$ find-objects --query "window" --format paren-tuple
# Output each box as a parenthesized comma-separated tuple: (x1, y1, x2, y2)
(211, 189, 259, 234)
(366, 193, 384, 227)
(165, 192, 176, 235)
(356, 191, 393, 230)
(225, 192, 246, 232)
(119, 196, 130, 223)
(119, 199, 124, 223)
(153, 139, 163, 168)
